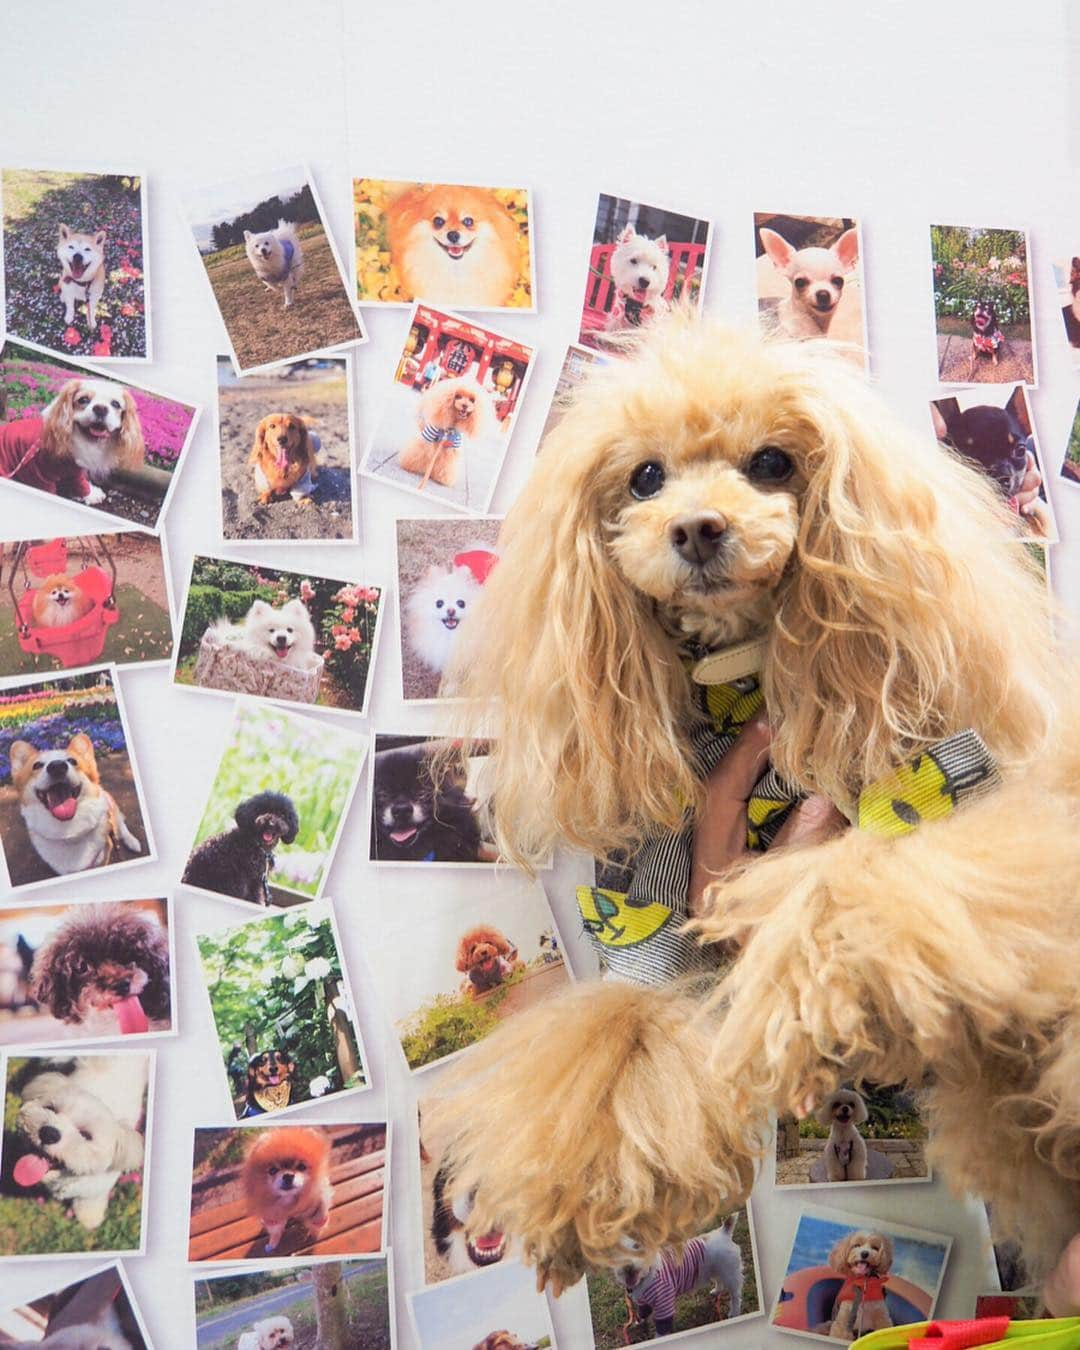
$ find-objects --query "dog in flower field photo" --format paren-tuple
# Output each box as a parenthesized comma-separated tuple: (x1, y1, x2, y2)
(0, 669, 150, 890)
(1, 169, 150, 361)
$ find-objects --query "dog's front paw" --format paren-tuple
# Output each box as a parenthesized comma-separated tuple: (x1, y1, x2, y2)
(81, 484, 107, 506)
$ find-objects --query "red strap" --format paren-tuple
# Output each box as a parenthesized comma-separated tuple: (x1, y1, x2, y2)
(909, 1318, 1010, 1349)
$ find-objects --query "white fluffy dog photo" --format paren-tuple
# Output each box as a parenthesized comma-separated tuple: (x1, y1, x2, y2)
(237, 1315, 294, 1350)
(244, 221, 304, 308)
(10, 1053, 149, 1235)
(606, 223, 672, 333)
(406, 562, 482, 677)
(210, 598, 318, 671)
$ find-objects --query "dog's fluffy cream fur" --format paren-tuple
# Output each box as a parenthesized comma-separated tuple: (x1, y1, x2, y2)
(427, 311, 1074, 1292)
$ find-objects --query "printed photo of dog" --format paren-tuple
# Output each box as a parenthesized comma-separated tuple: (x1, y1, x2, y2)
(773, 1207, 951, 1344)
(755, 214, 865, 361)
(362, 303, 534, 511)
(370, 734, 498, 865)
(0, 342, 198, 528)
(3, 898, 173, 1043)
(353, 179, 533, 310)
(2, 1051, 151, 1255)
(188, 1122, 386, 1262)
(216, 355, 357, 541)
(193, 1258, 393, 1349)
(396, 516, 501, 701)
(587, 1211, 760, 1346)
(1056, 254, 1080, 366)
(381, 877, 568, 1073)
(0, 1264, 152, 1349)
(409, 1255, 557, 1350)
(196, 898, 368, 1119)
(2, 530, 174, 681)
(775, 1082, 929, 1190)
(174, 556, 382, 715)
(0, 670, 149, 890)
(578, 194, 711, 351)
(2, 169, 150, 360)
(187, 166, 364, 374)
(931, 385, 1057, 540)
(931, 223, 1036, 386)
(184, 702, 366, 908)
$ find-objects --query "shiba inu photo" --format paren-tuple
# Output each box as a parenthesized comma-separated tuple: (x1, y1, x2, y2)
(244, 221, 304, 308)
(56, 225, 107, 334)
(9, 734, 142, 876)
(386, 184, 521, 309)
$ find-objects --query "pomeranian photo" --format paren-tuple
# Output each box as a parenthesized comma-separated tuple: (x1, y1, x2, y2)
(406, 561, 483, 676)
(386, 183, 521, 308)
(56, 224, 107, 334)
(370, 739, 484, 863)
(606, 224, 672, 333)
(31, 574, 94, 628)
(209, 598, 317, 671)
(244, 221, 304, 308)
(241, 1126, 333, 1253)
(9, 733, 143, 877)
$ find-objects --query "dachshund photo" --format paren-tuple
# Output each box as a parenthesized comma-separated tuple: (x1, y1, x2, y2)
(29, 901, 171, 1036)
(398, 378, 489, 489)
(456, 926, 523, 1000)
(182, 791, 299, 905)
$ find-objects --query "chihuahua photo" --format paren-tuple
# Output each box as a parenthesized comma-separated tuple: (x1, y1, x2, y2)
(757, 218, 861, 341)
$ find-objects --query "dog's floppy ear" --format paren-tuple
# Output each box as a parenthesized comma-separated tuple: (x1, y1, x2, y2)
(116, 390, 145, 470)
(41, 380, 79, 453)
(765, 352, 1053, 810)
(234, 796, 260, 832)
(110, 1122, 145, 1172)
(759, 227, 796, 273)
(812, 1098, 835, 1128)
(444, 385, 696, 867)
(827, 1235, 853, 1273)
(67, 733, 100, 782)
(851, 1093, 869, 1125)
(250, 418, 269, 465)
(280, 805, 299, 845)
(833, 226, 859, 271)
(878, 1234, 894, 1270)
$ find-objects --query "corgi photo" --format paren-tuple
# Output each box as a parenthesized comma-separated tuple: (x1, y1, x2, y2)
(248, 412, 320, 504)
(31, 573, 94, 628)
(187, 166, 364, 373)
(245, 221, 304, 308)
(353, 178, 533, 309)
(56, 225, 107, 334)
(756, 215, 863, 347)
(578, 194, 711, 351)
(0, 670, 150, 889)
(2, 169, 151, 361)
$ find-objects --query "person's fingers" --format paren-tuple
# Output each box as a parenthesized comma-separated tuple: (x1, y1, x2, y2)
(1043, 1232, 1080, 1317)
(703, 712, 772, 804)
(772, 794, 848, 850)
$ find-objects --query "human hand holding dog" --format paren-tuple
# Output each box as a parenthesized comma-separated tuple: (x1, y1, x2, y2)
(688, 712, 847, 917)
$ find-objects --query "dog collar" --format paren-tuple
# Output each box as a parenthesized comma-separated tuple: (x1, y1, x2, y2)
(691, 636, 768, 685)
(62, 273, 91, 288)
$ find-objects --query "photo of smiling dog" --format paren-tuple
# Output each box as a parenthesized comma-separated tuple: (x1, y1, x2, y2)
(0, 1262, 154, 1348)
(369, 734, 500, 866)
(578, 194, 712, 352)
(0, 341, 200, 530)
(0, 1051, 153, 1257)
(195, 898, 369, 1120)
(0, 898, 173, 1048)
(754, 213, 867, 364)
(352, 178, 534, 310)
(215, 354, 358, 542)
(361, 303, 534, 512)
(1, 169, 150, 361)
(930, 384, 1058, 540)
(0, 668, 152, 892)
(186, 166, 365, 375)
(188, 1121, 387, 1264)
(775, 1082, 929, 1190)
(183, 701, 366, 908)
(173, 556, 382, 716)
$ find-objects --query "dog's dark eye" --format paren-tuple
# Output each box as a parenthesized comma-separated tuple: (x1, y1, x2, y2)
(111, 399, 121, 410)
(33, 760, 43, 770)
(80, 1128, 93, 1141)
(629, 461, 665, 499)
(66, 757, 77, 766)
(296, 1161, 307, 1172)
(285, 627, 292, 634)
(433, 215, 445, 228)
(794, 277, 809, 291)
(629, 256, 639, 266)
(75, 395, 90, 407)
(435, 599, 444, 609)
(832, 276, 844, 289)
(268, 1165, 279, 1175)
(746, 447, 795, 483)
(457, 599, 466, 608)
(462, 216, 474, 228)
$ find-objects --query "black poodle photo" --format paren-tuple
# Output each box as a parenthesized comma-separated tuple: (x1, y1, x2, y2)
(370, 738, 485, 863)
(182, 791, 299, 905)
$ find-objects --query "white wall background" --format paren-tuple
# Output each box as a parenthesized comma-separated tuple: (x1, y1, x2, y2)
(2, 1, 1078, 1345)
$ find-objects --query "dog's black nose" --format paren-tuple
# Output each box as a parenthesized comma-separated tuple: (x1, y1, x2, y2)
(390, 803, 413, 825)
(815, 289, 832, 307)
(72, 253, 83, 265)
(280, 1172, 294, 1189)
(39, 1125, 61, 1145)
(637, 275, 650, 289)
(92, 404, 108, 418)
(670, 513, 727, 565)
(446, 229, 460, 243)
(115, 979, 131, 995)
(46, 760, 69, 780)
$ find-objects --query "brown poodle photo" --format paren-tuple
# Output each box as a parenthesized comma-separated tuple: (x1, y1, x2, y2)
(398, 378, 489, 488)
(826, 1230, 894, 1339)
(456, 926, 523, 1001)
